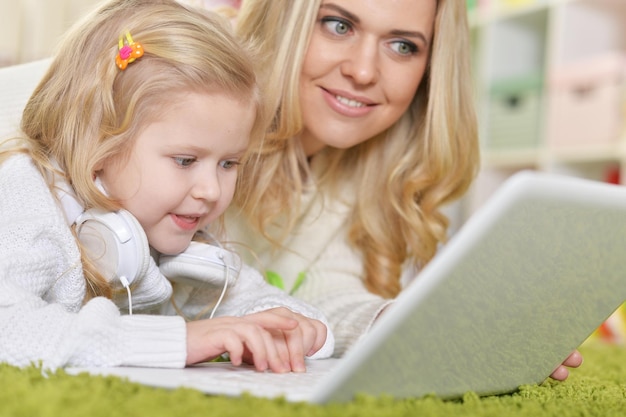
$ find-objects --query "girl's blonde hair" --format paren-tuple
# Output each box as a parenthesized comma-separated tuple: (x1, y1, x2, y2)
(6, 0, 264, 299)
(235, 0, 479, 298)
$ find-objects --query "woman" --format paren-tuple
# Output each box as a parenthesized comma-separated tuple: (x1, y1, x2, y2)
(227, 0, 581, 378)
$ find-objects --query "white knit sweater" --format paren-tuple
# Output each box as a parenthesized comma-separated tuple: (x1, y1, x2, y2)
(225, 175, 394, 357)
(0, 154, 333, 369)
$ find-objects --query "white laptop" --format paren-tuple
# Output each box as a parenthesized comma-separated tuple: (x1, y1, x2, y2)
(68, 170, 626, 403)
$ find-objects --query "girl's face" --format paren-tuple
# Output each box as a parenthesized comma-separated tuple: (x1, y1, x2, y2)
(98, 92, 255, 255)
(298, 0, 436, 155)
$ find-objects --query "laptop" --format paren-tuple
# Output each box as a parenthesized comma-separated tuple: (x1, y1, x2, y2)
(69, 170, 626, 403)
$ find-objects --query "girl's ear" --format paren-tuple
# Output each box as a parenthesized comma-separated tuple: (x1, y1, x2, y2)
(93, 156, 109, 175)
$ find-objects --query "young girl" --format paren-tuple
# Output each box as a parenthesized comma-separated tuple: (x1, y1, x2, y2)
(225, 0, 581, 378)
(0, 0, 332, 373)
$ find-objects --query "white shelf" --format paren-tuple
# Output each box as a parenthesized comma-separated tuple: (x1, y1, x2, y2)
(481, 148, 542, 168)
(470, 0, 555, 27)
(465, 0, 626, 218)
(547, 140, 626, 164)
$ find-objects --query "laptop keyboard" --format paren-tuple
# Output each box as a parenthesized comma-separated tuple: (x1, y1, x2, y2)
(68, 358, 340, 402)
(180, 359, 338, 401)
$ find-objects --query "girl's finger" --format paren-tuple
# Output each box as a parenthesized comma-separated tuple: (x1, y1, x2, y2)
(258, 328, 290, 373)
(307, 319, 328, 356)
(222, 332, 246, 367)
(283, 325, 306, 372)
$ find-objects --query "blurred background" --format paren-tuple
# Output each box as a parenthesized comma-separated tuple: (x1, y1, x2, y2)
(0, 0, 100, 66)
(1, 0, 625, 222)
(0, 0, 240, 65)
(466, 0, 626, 220)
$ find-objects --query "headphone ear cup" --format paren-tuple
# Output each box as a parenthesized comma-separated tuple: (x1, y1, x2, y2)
(75, 208, 150, 286)
(116, 209, 151, 283)
(159, 241, 241, 287)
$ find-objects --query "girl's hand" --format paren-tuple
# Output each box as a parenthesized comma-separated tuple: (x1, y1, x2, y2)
(185, 314, 298, 372)
(185, 308, 328, 373)
(549, 350, 583, 380)
(243, 307, 328, 373)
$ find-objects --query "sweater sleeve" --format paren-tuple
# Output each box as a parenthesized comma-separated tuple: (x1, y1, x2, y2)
(0, 235, 187, 370)
(170, 263, 335, 359)
(225, 183, 392, 357)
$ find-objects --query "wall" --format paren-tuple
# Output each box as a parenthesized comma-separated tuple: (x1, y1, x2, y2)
(0, 0, 107, 66)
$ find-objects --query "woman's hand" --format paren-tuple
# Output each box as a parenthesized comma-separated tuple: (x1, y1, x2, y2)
(185, 308, 327, 373)
(549, 350, 583, 380)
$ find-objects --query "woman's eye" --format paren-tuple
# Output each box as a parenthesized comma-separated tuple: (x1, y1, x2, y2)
(173, 156, 196, 167)
(390, 40, 418, 56)
(321, 17, 352, 36)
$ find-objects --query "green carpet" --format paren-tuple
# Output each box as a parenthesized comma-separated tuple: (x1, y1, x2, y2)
(1, 342, 625, 416)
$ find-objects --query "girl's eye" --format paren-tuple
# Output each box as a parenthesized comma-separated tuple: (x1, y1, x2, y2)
(173, 156, 196, 167)
(321, 17, 352, 36)
(390, 40, 418, 56)
(219, 160, 240, 170)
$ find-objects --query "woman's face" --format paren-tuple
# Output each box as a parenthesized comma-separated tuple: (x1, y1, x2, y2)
(298, 0, 436, 156)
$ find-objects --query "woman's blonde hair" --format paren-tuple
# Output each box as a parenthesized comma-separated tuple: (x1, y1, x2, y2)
(5, 0, 264, 299)
(235, 0, 479, 298)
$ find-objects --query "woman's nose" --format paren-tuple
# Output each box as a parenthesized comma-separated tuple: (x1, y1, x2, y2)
(340, 38, 380, 85)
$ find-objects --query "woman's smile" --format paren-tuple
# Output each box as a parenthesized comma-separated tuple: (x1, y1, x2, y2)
(321, 87, 376, 117)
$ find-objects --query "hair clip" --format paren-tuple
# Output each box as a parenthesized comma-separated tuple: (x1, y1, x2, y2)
(115, 31, 144, 71)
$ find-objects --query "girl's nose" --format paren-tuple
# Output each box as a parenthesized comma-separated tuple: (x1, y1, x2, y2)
(340, 38, 380, 85)
(191, 170, 221, 202)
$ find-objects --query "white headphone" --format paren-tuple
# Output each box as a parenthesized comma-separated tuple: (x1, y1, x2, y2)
(74, 207, 150, 289)
(53, 170, 241, 316)
(55, 174, 150, 288)
(159, 239, 241, 288)
(159, 239, 241, 319)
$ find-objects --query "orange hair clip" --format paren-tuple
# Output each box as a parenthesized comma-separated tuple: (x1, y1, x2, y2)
(115, 31, 144, 71)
